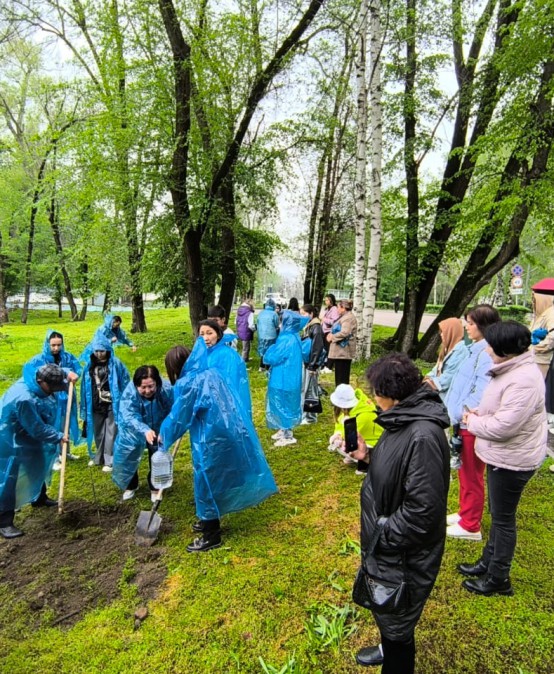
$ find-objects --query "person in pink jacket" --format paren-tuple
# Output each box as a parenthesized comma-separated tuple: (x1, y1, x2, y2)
(458, 321, 547, 597)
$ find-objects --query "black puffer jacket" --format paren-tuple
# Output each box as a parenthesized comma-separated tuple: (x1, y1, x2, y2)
(359, 386, 450, 641)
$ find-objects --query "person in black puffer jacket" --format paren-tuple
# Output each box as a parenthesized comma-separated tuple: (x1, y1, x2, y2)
(349, 353, 450, 673)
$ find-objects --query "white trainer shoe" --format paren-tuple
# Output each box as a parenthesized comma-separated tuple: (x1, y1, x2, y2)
(274, 437, 297, 447)
(122, 489, 136, 501)
(52, 460, 62, 471)
(446, 522, 482, 541)
(446, 513, 461, 526)
(88, 460, 95, 467)
(271, 430, 285, 440)
(102, 465, 113, 473)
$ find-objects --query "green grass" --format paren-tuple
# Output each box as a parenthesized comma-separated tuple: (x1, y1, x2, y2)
(0, 309, 553, 674)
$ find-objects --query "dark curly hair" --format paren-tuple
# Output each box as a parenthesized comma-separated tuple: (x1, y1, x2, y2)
(484, 320, 531, 357)
(365, 353, 422, 401)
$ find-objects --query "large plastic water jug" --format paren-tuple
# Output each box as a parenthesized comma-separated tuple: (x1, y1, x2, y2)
(150, 450, 174, 490)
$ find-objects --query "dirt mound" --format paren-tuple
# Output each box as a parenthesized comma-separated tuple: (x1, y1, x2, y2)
(0, 501, 168, 628)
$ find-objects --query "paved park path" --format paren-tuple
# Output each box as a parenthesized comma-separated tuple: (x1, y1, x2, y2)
(373, 309, 437, 332)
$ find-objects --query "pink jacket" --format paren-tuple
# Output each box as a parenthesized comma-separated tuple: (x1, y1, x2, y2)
(467, 351, 547, 471)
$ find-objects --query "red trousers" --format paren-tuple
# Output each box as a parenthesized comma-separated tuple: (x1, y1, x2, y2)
(458, 429, 485, 532)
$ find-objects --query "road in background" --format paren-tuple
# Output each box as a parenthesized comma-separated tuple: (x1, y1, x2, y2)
(373, 310, 436, 332)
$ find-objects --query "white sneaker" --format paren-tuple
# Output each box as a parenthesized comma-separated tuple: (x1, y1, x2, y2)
(271, 430, 285, 440)
(122, 489, 136, 501)
(88, 460, 95, 467)
(274, 437, 297, 447)
(549, 464, 554, 473)
(446, 522, 482, 541)
(67, 453, 80, 461)
(355, 470, 367, 476)
(320, 367, 332, 374)
(343, 456, 357, 465)
(102, 465, 113, 473)
(52, 460, 62, 471)
(446, 513, 461, 526)
(300, 419, 311, 425)
(327, 444, 336, 452)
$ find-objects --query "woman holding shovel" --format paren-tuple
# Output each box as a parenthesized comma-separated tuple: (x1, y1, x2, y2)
(112, 365, 173, 502)
(160, 339, 278, 552)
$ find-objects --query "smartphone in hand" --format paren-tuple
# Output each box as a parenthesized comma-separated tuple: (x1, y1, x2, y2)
(344, 417, 358, 453)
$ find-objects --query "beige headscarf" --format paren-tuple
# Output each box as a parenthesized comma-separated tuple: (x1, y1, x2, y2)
(532, 292, 554, 325)
(436, 318, 464, 375)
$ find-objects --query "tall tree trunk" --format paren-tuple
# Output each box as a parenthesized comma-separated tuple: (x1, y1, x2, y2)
(112, 0, 147, 334)
(361, 0, 383, 359)
(0, 230, 9, 324)
(398, 0, 420, 354)
(79, 257, 89, 322)
(46, 155, 79, 320)
(394, 0, 519, 351)
(418, 58, 554, 360)
(303, 152, 326, 304)
(218, 173, 237, 321)
(21, 154, 48, 324)
(353, 0, 368, 324)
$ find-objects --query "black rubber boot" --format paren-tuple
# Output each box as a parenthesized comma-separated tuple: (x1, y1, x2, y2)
(186, 519, 221, 552)
(462, 575, 514, 597)
(457, 559, 489, 577)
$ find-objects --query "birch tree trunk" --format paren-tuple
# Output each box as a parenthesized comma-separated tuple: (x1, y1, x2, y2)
(353, 0, 369, 339)
(361, 0, 383, 359)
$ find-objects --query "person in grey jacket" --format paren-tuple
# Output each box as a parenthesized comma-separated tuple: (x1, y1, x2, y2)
(460, 321, 547, 597)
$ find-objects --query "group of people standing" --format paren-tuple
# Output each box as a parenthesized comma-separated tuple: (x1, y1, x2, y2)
(0, 290, 552, 673)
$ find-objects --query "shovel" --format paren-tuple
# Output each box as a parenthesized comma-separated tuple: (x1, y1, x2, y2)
(135, 437, 182, 546)
(57, 380, 75, 515)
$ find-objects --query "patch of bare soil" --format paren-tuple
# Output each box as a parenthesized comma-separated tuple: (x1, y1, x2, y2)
(0, 500, 169, 629)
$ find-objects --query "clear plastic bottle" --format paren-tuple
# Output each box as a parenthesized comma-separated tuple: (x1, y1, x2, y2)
(150, 450, 174, 490)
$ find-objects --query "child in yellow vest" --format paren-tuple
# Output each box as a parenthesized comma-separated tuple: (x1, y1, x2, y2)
(329, 384, 383, 474)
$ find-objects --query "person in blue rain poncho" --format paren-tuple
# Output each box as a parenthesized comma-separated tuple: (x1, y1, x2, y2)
(80, 335, 130, 471)
(95, 314, 137, 351)
(112, 365, 173, 502)
(256, 299, 280, 371)
(24, 330, 83, 467)
(0, 364, 68, 538)
(198, 319, 252, 418)
(264, 310, 309, 447)
(160, 339, 278, 553)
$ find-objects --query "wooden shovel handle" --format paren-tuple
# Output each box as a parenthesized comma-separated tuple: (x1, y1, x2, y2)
(58, 380, 74, 515)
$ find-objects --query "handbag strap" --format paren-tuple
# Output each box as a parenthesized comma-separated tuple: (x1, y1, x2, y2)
(365, 516, 408, 578)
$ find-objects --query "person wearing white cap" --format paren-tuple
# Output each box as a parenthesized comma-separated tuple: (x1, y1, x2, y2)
(329, 384, 382, 475)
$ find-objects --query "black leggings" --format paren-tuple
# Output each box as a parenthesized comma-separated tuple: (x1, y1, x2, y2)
(381, 634, 415, 674)
(334, 359, 352, 386)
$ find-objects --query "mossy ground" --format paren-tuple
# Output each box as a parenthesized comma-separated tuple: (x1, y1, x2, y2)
(0, 309, 552, 674)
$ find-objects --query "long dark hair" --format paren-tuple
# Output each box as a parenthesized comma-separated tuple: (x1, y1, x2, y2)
(165, 346, 191, 385)
(133, 365, 162, 389)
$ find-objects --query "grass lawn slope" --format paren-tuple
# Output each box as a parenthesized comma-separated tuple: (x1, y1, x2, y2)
(0, 309, 552, 673)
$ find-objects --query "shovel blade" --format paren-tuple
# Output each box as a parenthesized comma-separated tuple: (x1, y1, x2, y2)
(135, 509, 162, 546)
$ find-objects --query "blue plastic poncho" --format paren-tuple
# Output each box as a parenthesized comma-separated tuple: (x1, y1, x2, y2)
(23, 329, 83, 446)
(159, 338, 278, 521)
(206, 336, 252, 417)
(0, 368, 63, 510)
(257, 305, 280, 358)
(264, 310, 309, 430)
(80, 335, 130, 456)
(95, 313, 134, 348)
(112, 379, 174, 490)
